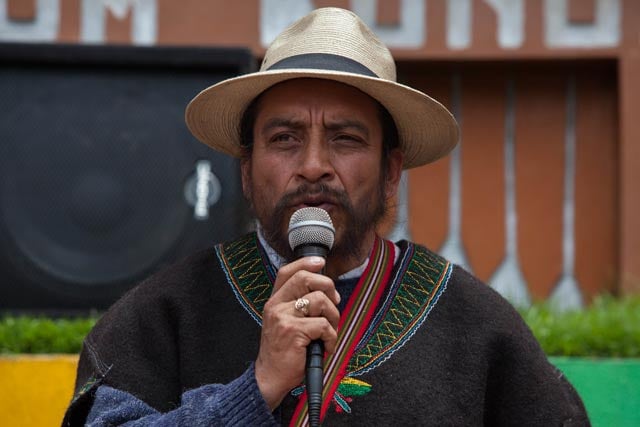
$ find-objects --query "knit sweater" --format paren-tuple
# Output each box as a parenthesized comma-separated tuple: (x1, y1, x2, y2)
(63, 234, 589, 426)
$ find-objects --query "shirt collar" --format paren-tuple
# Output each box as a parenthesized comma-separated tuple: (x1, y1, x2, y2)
(255, 224, 398, 281)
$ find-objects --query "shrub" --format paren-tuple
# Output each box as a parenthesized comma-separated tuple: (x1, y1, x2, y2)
(521, 295, 640, 358)
(0, 316, 97, 354)
(1, 295, 639, 356)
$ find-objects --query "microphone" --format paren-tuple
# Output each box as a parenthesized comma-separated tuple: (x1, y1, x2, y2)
(288, 207, 335, 427)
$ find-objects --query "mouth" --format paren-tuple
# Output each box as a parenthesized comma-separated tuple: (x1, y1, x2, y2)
(295, 201, 334, 211)
(291, 196, 337, 213)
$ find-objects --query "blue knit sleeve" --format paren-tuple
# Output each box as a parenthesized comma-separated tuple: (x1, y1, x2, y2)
(85, 363, 278, 426)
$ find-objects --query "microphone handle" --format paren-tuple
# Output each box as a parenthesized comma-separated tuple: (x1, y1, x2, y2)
(293, 243, 328, 427)
(306, 340, 324, 427)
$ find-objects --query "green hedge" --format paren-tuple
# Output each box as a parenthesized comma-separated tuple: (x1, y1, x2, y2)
(0, 316, 97, 354)
(1, 295, 639, 356)
(521, 295, 640, 358)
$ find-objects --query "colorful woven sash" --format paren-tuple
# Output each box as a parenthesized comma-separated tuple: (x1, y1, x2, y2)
(289, 237, 395, 427)
(216, 233, 452, 423)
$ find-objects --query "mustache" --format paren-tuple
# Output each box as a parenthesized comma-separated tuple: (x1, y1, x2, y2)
(257, 181, 385, 264)
(276, 183, 351, 211)
(261, 184, 353, 256)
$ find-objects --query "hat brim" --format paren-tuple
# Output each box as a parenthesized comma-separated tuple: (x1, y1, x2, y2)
(185, 69, 459, 169)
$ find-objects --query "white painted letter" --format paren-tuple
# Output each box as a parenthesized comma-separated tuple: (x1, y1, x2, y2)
(0, 0, 59, 42)
(352, 0, 425, 48)
(260, 0, 314, 47)
(81, 0, 157, 45)
(447, 0, 472, 50)
(483, 0, 524, 49)
(260, 0, 426, 48)
(545, 0, 620, 48)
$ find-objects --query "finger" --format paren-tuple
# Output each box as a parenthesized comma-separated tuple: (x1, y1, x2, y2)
(292, 291, 340, 330)
(298, 317, 339, 354)
(260, 307, 338, 357)
(273, 269, 340, 306)
(273, 256, 325, 292)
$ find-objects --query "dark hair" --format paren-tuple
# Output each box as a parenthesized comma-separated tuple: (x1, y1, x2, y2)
(239, 96, 261, 160)
(378, 101, 400, 165)
(239, 87, 400, 167)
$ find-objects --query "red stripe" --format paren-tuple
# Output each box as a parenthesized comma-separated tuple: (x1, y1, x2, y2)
(320, 240, 394, 419)
(290, 238, 395, 426)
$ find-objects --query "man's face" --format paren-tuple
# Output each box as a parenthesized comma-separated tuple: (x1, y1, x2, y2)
(241, 79, 402, 265)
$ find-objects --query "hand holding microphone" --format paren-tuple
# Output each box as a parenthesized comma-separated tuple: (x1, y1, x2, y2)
(253, 208, 339, 421)
(288, 207, 336, 427)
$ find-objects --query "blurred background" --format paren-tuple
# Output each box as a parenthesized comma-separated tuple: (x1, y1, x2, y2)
(0, 1, 638, 426)
(0, 0, 638, 313)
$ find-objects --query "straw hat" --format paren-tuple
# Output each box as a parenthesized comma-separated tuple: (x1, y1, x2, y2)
(185, 7, 458, 169)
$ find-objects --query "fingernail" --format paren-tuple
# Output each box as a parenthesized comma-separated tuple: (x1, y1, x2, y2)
(335, 291, 341, 304)
(309, 256, 324, 265)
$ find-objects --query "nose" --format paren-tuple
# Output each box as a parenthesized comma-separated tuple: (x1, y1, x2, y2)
(296, 138, 334, 183)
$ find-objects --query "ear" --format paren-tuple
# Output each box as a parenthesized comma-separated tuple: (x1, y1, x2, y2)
(384, 148, 403, 199)
(240, 157, 252, 199)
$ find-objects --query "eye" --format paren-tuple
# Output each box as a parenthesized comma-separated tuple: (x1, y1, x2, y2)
(333, 133, 366, 147)
(271, 133, 299, 144)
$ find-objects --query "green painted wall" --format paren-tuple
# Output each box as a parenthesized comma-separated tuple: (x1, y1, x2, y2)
(551, 357, 640, 427)
(0, 355, 638, 426)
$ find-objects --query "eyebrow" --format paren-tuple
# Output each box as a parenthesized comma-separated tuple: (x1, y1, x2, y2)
(260, 117, 306, 136)
(259, 116, 372, 139)
(324, 119, 370, 138)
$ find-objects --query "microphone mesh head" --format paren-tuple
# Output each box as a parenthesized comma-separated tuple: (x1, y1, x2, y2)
(288, 207, 335, 251)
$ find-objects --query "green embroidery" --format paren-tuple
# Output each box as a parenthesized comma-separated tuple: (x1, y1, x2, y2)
(337, 377, 372, 397)
(219, 235, 450, 378)
(292, 376, 373, 414)
(71, 375, 101, 404)
(348, 245, 450, 375)
(218, 233, 274, 319)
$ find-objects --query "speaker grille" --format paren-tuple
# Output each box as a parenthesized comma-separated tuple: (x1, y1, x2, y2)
(0, 44, 254, 311)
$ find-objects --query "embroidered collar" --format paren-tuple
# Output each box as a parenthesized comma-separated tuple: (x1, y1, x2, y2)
(255, 224, 400, 280)
(215, 232, 451, 375)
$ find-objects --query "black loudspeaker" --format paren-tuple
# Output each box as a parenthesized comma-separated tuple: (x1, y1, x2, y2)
(0, 43, 254, 313)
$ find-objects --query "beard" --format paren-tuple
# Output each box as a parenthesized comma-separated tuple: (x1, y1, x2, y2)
(248, 180, 388, 265)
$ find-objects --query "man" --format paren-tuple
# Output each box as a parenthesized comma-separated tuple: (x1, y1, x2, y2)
(64, 8, 589, 426)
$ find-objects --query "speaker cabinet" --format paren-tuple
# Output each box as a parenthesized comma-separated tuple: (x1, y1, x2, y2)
(0, 43, 254, 312)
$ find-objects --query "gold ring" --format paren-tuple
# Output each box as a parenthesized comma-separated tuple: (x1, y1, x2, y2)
(294, 298, 310, 316)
